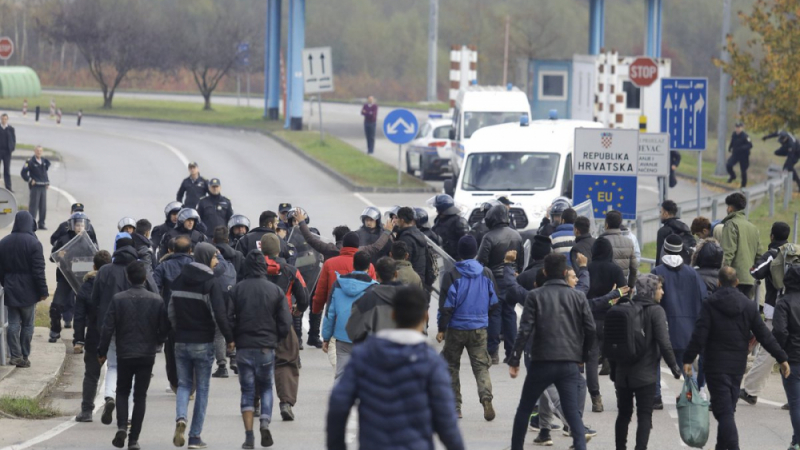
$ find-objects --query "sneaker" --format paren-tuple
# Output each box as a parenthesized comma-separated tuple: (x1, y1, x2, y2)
(533, 429, 553, 446)
(64, 321, 72, 329)
(727, 177, 736, 183)
(187, 437, 207, 449)
(16, 358, 31, 368)
(260, 428, 274, 447)
(75, 410, 93, 422)
(280, 403, 294, 421)
(173, 420, 186, 447)
(653, 396, 664, 410)
(529, 413, 540, 431)
(599, 359, 611, 375)
(242, 435, 255, 450)
(230, 362, 239, 375)
(482, 399, 496, 421)
(128, 441, 140, 450)
(739, 389, 757, 405)
(456, 409, 462, 419)
(491, 352, 500, 365)
(8, 357, 23, 366)
(307, 339, 323, 349)
(101, 398, 116, 425)
(112, 429, 127, 448)
(563, 425, 596, 439)
(48, 334, 60, 343)
(591, 394, 604, 413)
(784, 403, 790, 411)
(212, 366, 229, 378)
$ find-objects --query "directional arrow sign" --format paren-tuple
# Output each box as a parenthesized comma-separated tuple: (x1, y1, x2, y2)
(302, 46, 334, 94)
(383, 109, 418, 145)
(660, 77, 708, 150)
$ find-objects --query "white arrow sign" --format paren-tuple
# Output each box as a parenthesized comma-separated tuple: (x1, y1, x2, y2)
(386, 118, 415, 135)
(693, 94, 705, 147)
(679, 94, 688, 146)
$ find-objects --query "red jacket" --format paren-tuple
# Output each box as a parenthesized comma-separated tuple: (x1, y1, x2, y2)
(312, 247, 376, 314)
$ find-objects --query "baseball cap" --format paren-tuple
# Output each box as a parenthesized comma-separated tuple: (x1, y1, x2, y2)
(279, 203, 292, 213)
(188, 162, 198, 168)
(209, 178, 221, 187)
(71, 203, 85, 212)
(497, 196, 513, 206)
(735, 121, 744, 127)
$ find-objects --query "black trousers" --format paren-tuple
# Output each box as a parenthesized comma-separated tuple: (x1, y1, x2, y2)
(364, 122, 376, 154)
(669, 167, 678, 188)
(615, 383, 657, 450)
(81, 348, 102, 412)
(706, 373, 744, 450)
(50, 282, 76, 335)
(726, 152, 749, 187)
(0, 151, 10, 190)
(164, 332, 178, 389)
(116, 356, 155, 442)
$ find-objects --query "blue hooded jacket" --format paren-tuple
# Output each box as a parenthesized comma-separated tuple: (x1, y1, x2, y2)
(652, 256, 709, 350)
(323, 272, 377, 343)
(438, 259, 498, 331)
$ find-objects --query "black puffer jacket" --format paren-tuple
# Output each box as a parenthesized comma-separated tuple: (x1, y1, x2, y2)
(151, 219, 174, 257)
(73, 272, 97, 347)
(167, 262, 234, 344)
(235, 227, 295, 264)
(0, 211, 48, 307)
(432, 206, 470, 260)
(98, 286, 169, 359)
(774, 266, 800, 363)
(91, 246, 158, 334)
(477, 206, 524, 274)
(692, 239, 723, 294)
(231, 250, 292, 349)
(587, 238, 626, 319)
(685, 286, 788, 374)
(394, 225, 429, 282)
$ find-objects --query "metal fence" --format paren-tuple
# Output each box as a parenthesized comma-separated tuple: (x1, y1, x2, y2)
(0, 287, 6, 366)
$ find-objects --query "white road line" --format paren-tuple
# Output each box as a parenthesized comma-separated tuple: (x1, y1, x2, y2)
(141, 137, 190, 167)
(48, 185, 77, 205)
(353, 193, 372, 207)
(640, 185, 659, 194)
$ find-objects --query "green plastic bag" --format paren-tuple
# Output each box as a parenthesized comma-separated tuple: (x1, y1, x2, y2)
(676, 377, 710, 448)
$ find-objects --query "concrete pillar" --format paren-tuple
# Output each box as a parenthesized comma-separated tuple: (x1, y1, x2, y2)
(588, 0, 605, 55)
(644, 0, 663, 57)
(265, 0, 281, 120)
(285, 0, 305, 131)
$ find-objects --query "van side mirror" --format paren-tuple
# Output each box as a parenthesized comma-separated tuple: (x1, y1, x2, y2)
(449, 129, 456, 140)
(444, 179, 455, 197)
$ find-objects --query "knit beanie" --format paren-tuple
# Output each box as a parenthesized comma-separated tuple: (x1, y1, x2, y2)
(457, 235, 478, 260)
(194, 242, 217, 267)
(260, 233, 281, 258)
(342, 231, 361, 249)
(664, 234, 684, 255)
(115, 232, 134, 250)
(531, 235, 552, 260)
(635, 273, 661, 300)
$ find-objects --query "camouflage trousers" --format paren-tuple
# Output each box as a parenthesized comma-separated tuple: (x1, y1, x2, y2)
(441, 328, 493, 409)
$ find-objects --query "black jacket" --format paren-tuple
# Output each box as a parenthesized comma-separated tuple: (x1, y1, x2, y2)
(176, 175, 208, 209)
(265, 255, 309, 313)
(684, 286, 788, 374)
(432, 206, 470, 260)
(132, 232, 157, 271)
(345, 282, 403, 343)
(751, 240, 787, 308)
(98, 285, 169, 359)
(692, 238, 723, 295)
(167, 262, 234, 344)
(587, 238, 626, 319)
(729, 131, 753, 156)
(158, 225, 207, 257)
(20, 156, 50, 186)
(477, 206, 524, 274)
(469, 221, 489, 247)
(656, 217, 691, 264)
(235, 227, 295, 264)
(570, 235, 595, 272)
(0, 211, 48, 307)
(216, 243, 244, 277)
(611, 296, 678, 389)
(0, 124, 16, 154)
(73, 272, 98, 347)
(355, 225, 391, 264)
(509, 279, 595, 367)
(231, 250, 292, 349)
(774, 266, 800, 363)
(197, 194, 233, 238)
(395, 225, 429, 283)
(151, 220, 176, 258)
(50, 221, 97, 247)
(670, 150, 681, 168)
(91, 246, 158, 334)
(153, 252, 194, 292)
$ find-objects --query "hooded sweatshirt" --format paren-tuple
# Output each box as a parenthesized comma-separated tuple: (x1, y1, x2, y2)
(773, 265, 800, 363)
(438, 259, 498, 331)
(167, 262, 233, 344)
(587, 238, 626, 319)
(346, 282, 403, 343)
(652, 254, 708, 351)
(323, 271, 377, 343)
(692, 238, 723, 294)
(0, 211, 48, 308)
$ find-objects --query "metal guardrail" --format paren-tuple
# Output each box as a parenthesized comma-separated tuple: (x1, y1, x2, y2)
(0, 287, 6, 366)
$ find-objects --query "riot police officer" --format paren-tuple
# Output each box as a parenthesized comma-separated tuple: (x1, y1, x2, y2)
(430, 194, 469, 260)
(158, 208, 207, 256)
(197, 178, 233, 238)
(227, 214, 251, 249)
(414, 207, 439, 244)
(49, 212, 91, 342)
(152, 201, 182, 257)
(469, 200, 502, 247)
(356, 206, 391, 262)
(50, 203, 97, 247)
(117, 217, 136, 235)
(536, 197, 571, 237)
(726, 122, 753, 187)
(764, 130, 800, 191)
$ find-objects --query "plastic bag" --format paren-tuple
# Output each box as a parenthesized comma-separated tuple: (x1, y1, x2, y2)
(676, 377, 710, 448)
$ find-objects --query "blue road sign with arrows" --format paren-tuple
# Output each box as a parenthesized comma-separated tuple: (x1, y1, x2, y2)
(383, 109, 418, 145)
(660, 77, 708, 150)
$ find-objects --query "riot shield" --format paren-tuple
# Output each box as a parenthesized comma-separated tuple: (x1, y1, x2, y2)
(523, 239, 531, 271)
(287, 227, 325, 293)
(573, 199, 598, 237)
(50, 231, 98, 294)
(425, 236, 456, 296)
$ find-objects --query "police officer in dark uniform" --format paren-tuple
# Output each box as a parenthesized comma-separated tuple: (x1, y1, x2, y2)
(50, 203, 98, 247)
(0, 113, 16, 191)
(48, 212, 91, 342)
(536, 197, 570, 237)
(197, 178, 233, 239)
(152, 201, 182, 257)
(278, 203, 292, 228)
(469, 200, 501, 247)
(430, 194, 469, 260)
(414, 207, 439, 245)
(227, 214, 250, 249)
(158, 208, 207, 256)
(356, 206, 391, 263)
(726, 122, 753, 187)
(176, 161, 208, 209)
(764, 130, 800, 192)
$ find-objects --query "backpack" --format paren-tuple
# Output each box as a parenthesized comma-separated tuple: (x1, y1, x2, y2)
(670, 228, 697, 263)
(770, 243, 800, 291)
(424, 244, 439, 287)
(603, 301, 648, 363)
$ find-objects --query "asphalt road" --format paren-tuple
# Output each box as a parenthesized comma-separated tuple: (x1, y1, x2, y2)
(0, 112, 791, 450)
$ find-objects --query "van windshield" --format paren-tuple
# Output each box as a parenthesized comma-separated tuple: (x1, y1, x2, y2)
(461, 152, 560, 191)
(463, 111, 529, 139)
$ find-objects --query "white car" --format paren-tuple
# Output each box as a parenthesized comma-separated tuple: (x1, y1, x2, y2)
(405, 114, 453, 180)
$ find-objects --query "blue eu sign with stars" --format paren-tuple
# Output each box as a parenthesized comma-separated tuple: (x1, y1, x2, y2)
(573, 175, 638, 220)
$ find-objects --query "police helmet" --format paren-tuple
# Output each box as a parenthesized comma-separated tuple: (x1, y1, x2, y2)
(286, 208, 310, 226)
(176, 208, 200, 227)
(360, 206, 382, 223)
(414, 207, 429, 227)
(227, 214, 251, 232)
(164, 201, 183, 219)
(550, 197, 572, 217)
(428, 194, 455, 212)
(69, 212, 90, 232)
(117, 217, 136, 232)
(480, 199, 502, 214)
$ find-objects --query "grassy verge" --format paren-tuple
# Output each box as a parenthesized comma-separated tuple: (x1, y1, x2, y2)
(34, 303, 50, 328)
(0, 396, 61, 419)
(0, 94, 429, 189)
(676, 135, 784, 188)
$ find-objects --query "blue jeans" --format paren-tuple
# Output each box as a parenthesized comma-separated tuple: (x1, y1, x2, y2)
(783, 362, 800, 446)
(236, 348, 275, 424)
(511, 361, 586, 450)
(175, 342, 214, 438)
(6, 305, 35, 359)
(488, 302, 517, 358)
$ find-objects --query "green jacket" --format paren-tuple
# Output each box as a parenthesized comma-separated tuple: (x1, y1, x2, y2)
(720, 210, 760, 285)
(395, 260, 424, 290)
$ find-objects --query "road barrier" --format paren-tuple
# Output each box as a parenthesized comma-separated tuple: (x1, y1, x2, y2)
(0, 287, 6, 366)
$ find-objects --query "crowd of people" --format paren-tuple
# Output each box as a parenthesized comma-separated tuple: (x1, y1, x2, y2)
(1, 158, 800, 450)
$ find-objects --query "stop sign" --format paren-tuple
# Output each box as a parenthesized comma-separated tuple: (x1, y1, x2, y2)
(629, 57, 658, 88)
(0, 37, 13, 61)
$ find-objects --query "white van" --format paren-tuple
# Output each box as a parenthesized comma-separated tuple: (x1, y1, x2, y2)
(449, 85, 532, 175)
(444, 118, 603, 231)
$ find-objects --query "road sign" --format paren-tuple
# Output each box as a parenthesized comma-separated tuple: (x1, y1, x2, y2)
(237, 42, 250, 67)
(629, 57, 659, 88)
(0, 187, 18, 229)
(0, 37, 13, 60)
(383, 109, 418, 145)
(302, 46, 334, 94)
(573, 128, 639, 219)
(638, 133, 670, 177)
(660, 77, 708, 150)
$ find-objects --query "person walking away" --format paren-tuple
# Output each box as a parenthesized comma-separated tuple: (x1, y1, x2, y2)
(656, 200, 695, 265)
(0, 211, 48, 367)
(669, 150, 681, 188)
(390, 241, 423, 289)
(176, 162, 208, 209)
(651, 234, 708, 409)
(551, 208, 577, 266)
(322, 251, 377, 380)
(437, 235, 498, 421)
(361, 96, 378, 155)
(168, 243, 234, 449)
(393, 207, 430, 283)
(600, 210, 637, 288)
(610, 274, 681, 450)
(773, 261, 800, 450)
(764, 131, 800, 192)
(0, 113, 16, 191)
(73, 250, 112, 423)
(49, 212, 90, 343)
(20, 145, 50, 229)
(720, 192, 761, 299)
(508, 253, 594, 450)
(346, 257, 403, 343)
(740, 221, 791, 405)
(213, 226, 244, 276)
(727, 122, 753, 187)
(98, 261, 169, 450)
(692, 238, 724, 295)
(327, 285, 465, 450)
(231, 249, 293, 449)
(197, 178, 233, 239)
(312, 232, 376, 316)
(684, 267, 790, 450)
(211, 244, 237, 379)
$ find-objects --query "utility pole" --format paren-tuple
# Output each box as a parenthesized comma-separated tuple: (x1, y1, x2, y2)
(502, 15, 510, 86)
(715, 0, 732, 176)
(426, 0, 438, 102)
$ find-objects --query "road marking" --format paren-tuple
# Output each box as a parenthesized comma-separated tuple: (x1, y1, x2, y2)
(48, 185, 77, 205)
(140, 137, 190, 167)
(640, 185, 659, 194)
(353, 193, 372, 207)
